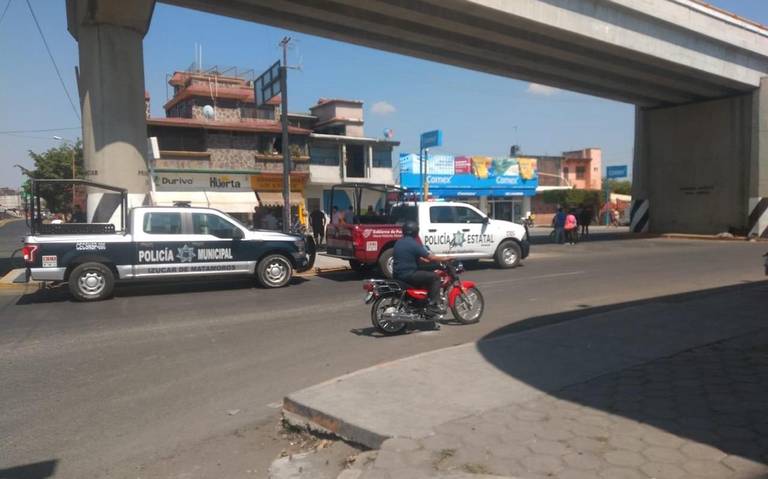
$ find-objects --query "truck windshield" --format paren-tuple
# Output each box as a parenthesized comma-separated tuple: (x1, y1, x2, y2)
(389, 205, 418, 224)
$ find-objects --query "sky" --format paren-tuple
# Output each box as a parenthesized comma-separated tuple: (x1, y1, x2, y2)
(1, 0, 767, 187)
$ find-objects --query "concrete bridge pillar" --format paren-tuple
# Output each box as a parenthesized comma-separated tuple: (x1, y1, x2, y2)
(631, 79, 768, 236)
(66, 0, 155, 223)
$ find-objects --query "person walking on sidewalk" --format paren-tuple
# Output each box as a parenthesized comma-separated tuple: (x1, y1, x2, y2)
(565, 209, 578, 245)
(553, 207, 566, 244)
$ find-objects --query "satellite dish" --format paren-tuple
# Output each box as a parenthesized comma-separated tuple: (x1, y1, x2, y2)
(383, 128, 394, 139)
(202, 105, 215, 120)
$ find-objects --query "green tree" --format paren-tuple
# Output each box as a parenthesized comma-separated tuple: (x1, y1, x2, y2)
(27, 141, 84, 213)
(604, 179, 632, 195)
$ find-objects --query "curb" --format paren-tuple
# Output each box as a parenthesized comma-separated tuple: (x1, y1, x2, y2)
(0, 268, 26, 285)
(0, 217, 23, 229)
(661, 233, 767, 242)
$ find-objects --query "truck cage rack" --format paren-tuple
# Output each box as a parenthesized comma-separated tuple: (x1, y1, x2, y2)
(27, 179, 128, 236)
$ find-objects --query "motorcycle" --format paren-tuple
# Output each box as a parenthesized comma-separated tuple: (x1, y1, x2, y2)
(362, 261, 485, 335)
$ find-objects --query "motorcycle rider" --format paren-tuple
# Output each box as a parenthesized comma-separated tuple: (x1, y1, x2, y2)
(393, 220, 453, 316)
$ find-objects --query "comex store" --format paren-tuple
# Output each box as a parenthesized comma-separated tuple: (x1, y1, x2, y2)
(399, 154, 538, 221)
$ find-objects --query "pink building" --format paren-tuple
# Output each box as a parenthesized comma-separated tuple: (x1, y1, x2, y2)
(562, 148, 602, 190)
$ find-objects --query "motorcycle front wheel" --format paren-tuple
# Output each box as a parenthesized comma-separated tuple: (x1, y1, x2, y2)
(451, 287, 485, 324)
(371, 295, 408, 335)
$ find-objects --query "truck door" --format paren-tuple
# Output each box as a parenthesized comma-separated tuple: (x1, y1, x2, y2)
(453, 205, 493, 257)
(423, 205, 457, 255)
(189, 212, 251, 275)
(134, 211, 186, 277)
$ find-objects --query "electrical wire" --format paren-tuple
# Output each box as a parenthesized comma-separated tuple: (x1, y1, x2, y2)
(0, 0, 12, 27)
(25, 0, 80, 121)
(0, 127, 79, 134)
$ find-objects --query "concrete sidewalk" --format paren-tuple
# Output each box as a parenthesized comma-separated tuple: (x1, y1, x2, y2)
(283, 281, 768, 478)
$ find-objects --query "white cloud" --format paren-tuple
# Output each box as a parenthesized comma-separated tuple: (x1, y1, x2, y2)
(526, 83, 560, 96)
(371, 101, 396, 115)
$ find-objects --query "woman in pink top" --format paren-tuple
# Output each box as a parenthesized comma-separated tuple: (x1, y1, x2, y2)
(564, 210, 578, 245)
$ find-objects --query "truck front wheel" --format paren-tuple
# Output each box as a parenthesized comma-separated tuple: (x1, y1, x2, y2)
(495, 241, 522, 269)
(68, 262, 115, 301)
(378, 249, 394, 279)
(256, 254, 293, 288)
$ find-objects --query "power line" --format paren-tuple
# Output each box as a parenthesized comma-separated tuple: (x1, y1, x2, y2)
(0, 0, 11, 27)
(25, 0, 80, 121)
(0, 127, 79, 134)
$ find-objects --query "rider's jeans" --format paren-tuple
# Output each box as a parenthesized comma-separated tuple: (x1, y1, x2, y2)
(401, 271, 441, 304)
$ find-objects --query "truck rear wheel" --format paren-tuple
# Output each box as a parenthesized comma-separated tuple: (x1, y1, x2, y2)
(378, 248, 394, 279)
(68, 262, 115, 301)
(256, 254, 293, 288)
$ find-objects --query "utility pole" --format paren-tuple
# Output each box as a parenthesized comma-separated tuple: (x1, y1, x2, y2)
(279, 36, 292, 233)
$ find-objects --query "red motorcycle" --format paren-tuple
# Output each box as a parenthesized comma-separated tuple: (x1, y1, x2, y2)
(363, 261, 485, 335)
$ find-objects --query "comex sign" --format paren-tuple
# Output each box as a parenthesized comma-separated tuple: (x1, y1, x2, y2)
(155, 173, 253, 192)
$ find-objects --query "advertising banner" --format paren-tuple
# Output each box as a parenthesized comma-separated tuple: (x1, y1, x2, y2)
(154, 172, 253, 192)
(399, 153, 538, 197)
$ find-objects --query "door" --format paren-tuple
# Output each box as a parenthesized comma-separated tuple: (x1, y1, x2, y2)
(452, 205, 493, 257)
(134, 211, 186, 277)
(189, 212, 252, 275)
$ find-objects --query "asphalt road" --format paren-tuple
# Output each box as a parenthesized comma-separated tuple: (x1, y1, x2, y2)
(0, 235, 766, 478)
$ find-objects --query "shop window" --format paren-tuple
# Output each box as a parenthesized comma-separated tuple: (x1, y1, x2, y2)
(155, 128, 206, 152)
(143, 213, 182, 234)
(192, 213, 241, 239)
(311, 144, 340, 165)
(372, 146, 392, 168)
(576, 166, 586, 179)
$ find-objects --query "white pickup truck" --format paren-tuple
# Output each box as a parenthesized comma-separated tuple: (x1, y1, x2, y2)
(326, 194, 530, 277)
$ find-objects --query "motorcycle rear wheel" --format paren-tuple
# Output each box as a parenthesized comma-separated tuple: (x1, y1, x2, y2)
(451, 287, 484, 324)
(371, 296, 408, 335)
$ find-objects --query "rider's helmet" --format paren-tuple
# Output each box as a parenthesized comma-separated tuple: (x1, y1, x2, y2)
(402, 220, 419, 238)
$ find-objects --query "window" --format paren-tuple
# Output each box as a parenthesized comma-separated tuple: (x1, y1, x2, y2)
(390, 205, 418, 224)
(143, 213, 182, 234)
(192, 213, 241, 239)
(576, 166, 586, 179)
(310, 144, 340, 166)
(454, 206, 485, 224)
(372, 146, 392, 168)
(429, 206, 485, 224)
(430, 206, 456, 223)
(563, 167, 569, 176)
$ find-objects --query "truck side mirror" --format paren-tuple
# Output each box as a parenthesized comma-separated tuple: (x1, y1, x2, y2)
(483, 216, 490, 224)
(232, 229, 244, 240)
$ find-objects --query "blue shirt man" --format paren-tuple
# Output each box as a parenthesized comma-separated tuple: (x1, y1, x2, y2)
(553, 207, 566, 244)
(393, 235, 429, 278)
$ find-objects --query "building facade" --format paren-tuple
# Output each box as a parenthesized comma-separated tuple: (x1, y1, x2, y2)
(145, 69, 398, 227)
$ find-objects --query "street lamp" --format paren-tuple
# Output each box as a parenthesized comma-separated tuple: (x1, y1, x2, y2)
(53, 136, 77, 209)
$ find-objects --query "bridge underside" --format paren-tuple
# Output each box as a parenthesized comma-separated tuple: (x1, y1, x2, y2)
(162, 0, 767, 108)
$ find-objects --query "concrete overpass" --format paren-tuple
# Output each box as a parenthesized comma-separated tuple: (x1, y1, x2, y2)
(66, 0, 768, 235)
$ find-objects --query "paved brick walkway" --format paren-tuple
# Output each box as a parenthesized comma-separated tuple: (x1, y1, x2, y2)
(357, 329, 768, 479)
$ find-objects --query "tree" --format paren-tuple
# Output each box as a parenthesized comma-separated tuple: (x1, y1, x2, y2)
(27, 141, 84, 213)
(604, 179, 632, 195)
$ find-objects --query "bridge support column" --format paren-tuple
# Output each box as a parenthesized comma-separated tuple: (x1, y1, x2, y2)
(67, 0, 155, 223)
(631, 84, 767, 235)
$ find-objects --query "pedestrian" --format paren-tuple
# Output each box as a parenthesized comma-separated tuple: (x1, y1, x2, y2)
(565, 209, 578, 245)
(579, 205, 591, 238)
(365, 205, 375, 216)
(331, 206, 342, 225)
(262, 210, 278, 230)
(611, 208, 620, 227)
(309, 207, 326, 246)
(553, 207, 566, 244)
(71, 204, 86, 223)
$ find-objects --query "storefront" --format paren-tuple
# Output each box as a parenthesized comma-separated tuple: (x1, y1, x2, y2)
(399, 154, 538, 221)
(151, 171, 259, 224)
(250, 173, 309, 230)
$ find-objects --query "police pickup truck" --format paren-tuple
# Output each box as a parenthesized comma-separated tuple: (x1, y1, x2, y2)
(325, 184, 530, 278)
(21, 181, 309, 301)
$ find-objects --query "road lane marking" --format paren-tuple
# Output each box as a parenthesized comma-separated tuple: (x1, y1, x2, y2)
(480, 271, 584, 286)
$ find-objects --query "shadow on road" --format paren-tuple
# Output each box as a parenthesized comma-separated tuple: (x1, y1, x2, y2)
(0, 459, 58, 479)
(14, 276, 309, 305)
(476, 280, 768, 469)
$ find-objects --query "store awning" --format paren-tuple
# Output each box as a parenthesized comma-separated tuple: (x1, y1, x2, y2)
(149, 191, 259, 213)
(204, 191, 259, 213)
(150, 191, 210, 207)
(256, 191, 305, 207)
